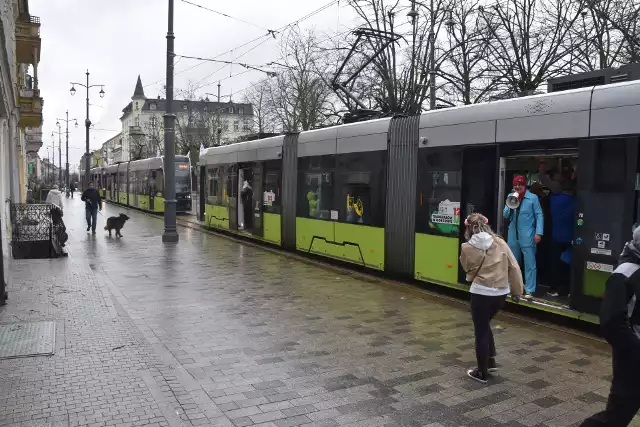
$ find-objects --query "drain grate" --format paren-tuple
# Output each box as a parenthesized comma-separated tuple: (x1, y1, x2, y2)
(0, 321, 56, 359)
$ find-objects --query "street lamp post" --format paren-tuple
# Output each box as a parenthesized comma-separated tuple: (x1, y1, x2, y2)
(57, 112, 78, 191)
(162, 0, 179, 243)
(70, 71, 105, 189)
(53, 124, 63, 187)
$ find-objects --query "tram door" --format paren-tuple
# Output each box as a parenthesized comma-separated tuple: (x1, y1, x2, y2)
(252, 163, 264, 236)
(228, 165, 238, 231)
(571, 137, 639, 314)
(458, 145, 498, 283)
(199, 166, 206, 221)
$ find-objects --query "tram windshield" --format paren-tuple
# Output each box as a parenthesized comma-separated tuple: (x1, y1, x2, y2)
(175, 162, 191, 193)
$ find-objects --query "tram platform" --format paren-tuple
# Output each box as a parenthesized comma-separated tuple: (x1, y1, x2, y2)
(0, 197, 634, 427)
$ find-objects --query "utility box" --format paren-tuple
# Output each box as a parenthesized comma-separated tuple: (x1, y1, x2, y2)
(548, 63, 640, 93)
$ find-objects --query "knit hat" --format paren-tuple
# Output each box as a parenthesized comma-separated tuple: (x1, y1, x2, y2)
(513, 175, 526, 186)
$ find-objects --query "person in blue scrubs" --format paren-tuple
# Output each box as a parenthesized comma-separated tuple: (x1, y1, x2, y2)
(503, 175, 544, 298)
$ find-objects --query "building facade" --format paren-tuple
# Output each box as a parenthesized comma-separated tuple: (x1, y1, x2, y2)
(0, 0, 43, 301)
(117, 76, 254, 162)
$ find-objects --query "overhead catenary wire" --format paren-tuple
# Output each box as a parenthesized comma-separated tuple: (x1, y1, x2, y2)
(145, 0, 341, 89)
(180, 0, 273, 33)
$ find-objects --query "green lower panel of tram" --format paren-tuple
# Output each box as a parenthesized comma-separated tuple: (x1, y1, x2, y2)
(205, 204, 230, 230)
(118, 192, 128, 205)
(128, 194, 135, 206)
(138, 195, 151, 211)
(262, 213, 281, 245)
(414, 233, 461, 287)
(203, 204, 281, 245)
(105, 192, 111, 201)
(583, 269, 607, 298)
(295, 217, 384, 270)
(153, 196, 165, 213)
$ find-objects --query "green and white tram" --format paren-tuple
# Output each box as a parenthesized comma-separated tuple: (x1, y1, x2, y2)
(94, 155, 192, 214)
(199, 80, 640, 322)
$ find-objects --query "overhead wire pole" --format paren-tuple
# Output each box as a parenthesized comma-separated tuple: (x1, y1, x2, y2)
(163, 0, 179, 243)
(429, 0, 436, 110)
(56, 111, 78, 191)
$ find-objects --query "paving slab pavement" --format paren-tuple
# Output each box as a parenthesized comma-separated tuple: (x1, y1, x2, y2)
(0, 197, 636, 427)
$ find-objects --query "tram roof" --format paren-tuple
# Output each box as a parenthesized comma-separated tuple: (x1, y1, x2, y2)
(199, 79, 640, 162)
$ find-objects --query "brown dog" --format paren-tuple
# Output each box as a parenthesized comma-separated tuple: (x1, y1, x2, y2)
(104, 213, 130, 238)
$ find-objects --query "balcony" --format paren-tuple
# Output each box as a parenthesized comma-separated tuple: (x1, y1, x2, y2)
(24, 126, 43, 154)
(19, 88, 43, 128)
(15, 15, 41, 65)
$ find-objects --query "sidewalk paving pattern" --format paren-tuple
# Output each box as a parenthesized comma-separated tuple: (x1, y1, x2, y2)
(0, 197, 636, 427)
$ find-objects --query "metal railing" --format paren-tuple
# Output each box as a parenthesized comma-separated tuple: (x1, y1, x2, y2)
(10, 203, 64, 259)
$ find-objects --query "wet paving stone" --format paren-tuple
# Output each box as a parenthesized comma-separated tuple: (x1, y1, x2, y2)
(0, 198, 634, 426)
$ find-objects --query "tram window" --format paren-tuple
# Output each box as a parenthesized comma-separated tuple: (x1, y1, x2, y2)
(225, 165, 237, 200)
(118, 172, 127, 193)
(207, 167, 219, 205)
(153, 169, 164, 196)
(594, 139, 627, 191)
(416, 147, 462, 236)
(335, 152, 386, 227)
(263, 160, 281, 214)
(298, 155, 335, 220)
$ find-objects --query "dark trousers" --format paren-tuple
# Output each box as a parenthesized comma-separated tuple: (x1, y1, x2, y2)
(580, 350, 640, 426)
(85, 209, 98, 231)
(550, 241, 571, 295)
(471, 293, 506, 376)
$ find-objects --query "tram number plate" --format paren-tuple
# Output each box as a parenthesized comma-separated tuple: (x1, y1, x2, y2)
(586, 261, 614, 273)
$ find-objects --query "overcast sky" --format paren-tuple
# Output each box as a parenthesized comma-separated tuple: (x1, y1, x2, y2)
(32, 0, 359, 170)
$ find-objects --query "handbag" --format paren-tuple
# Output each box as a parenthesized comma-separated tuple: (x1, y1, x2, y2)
(469, 251, 487, 284)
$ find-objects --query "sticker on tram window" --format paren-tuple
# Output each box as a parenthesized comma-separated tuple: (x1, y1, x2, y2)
(586, 261, 614, 273)
(263, 190, 275, 206)
(590, 248, 612, 256)
(429, 199, 460, 234)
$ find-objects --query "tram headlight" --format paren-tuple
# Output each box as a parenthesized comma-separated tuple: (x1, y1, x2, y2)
(186, 194, 190, 199)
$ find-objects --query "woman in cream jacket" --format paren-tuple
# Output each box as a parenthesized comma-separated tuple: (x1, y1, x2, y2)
(460, 213, 524, 384)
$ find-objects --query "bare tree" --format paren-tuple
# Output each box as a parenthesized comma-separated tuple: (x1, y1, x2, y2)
(479, 0, 586, 95)
(345, 0, 452, 113)
(242, 79, 277, 133)
(587, 0, 640, 63)
(266, 28, 334, 132)
(143, 115, 164, 156)
(568, 2, 626, 72)
(438, 0, 501, 105)
(172, 82, 220, 165)
(128, 124, 148, 161)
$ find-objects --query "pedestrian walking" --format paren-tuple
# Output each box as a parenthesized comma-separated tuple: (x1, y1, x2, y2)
(460, 213, 524, 384)
(579, 225, 640, 426)
(81, 182, 102, 234)
(70, 182, 76, 198)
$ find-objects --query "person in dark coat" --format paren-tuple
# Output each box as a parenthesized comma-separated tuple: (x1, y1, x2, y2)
(579, 225, 640, 426)
(240, 180, 253, 230)
(81, 182, 102, 234)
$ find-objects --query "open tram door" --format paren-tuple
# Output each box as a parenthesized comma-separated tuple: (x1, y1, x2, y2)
(571, 137, 639, 314)
(228, 164, 238, 231)
(251, 162, 264, 236)
(458, 145, 499, 284)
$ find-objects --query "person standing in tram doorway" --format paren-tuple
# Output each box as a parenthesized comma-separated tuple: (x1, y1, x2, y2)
(579, 225, 640, 427)
(240, 180, 253, 230)
(503, 175, 544, 299)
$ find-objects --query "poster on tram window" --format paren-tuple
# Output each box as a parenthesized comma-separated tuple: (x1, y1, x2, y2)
(263, 190, 275, 206)
(429, 199, 460, 235)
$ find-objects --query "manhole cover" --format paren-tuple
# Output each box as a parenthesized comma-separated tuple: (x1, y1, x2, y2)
(0, 321, 55, 359)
